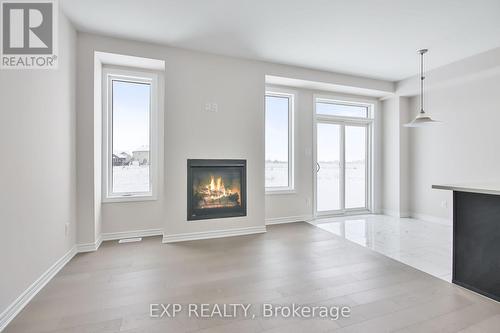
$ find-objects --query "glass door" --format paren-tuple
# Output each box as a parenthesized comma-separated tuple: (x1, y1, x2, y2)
(345, 124, 367, 209)
(316, 123, 342, 213)
(315, 121, 369, 215)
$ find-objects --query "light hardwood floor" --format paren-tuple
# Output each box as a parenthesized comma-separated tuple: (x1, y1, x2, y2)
(5, 223, 500, 332)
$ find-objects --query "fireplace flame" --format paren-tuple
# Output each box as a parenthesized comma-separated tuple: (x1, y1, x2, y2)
(197, 175, 240, 208)
(207, 175, 229, 197)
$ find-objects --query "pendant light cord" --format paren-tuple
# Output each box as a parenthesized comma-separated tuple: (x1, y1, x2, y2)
(420, 51, 424, 114)
(404, 48, 438, 127)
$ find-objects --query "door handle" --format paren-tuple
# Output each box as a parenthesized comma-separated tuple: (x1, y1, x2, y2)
(316, 162, 321, 173)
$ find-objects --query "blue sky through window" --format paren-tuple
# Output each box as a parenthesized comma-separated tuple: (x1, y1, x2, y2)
(265, 95, 289, 162)
(112, 80, 150, 154)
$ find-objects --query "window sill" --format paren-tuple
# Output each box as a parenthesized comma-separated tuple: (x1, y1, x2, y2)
(102, 195, 157, 203)
(265, 189, 296, 195)
(314, 208, 372, 218)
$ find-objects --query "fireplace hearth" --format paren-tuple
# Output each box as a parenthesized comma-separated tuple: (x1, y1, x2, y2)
(187, 159, 247, 220)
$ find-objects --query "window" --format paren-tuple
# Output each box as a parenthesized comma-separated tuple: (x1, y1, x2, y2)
(316, 99, 368, 118)
(103, 68, 158, 201)
(265, 92, 294, 191)
(314, 96, 373, 215)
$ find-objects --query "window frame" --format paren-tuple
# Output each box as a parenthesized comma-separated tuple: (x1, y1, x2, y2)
(102, 67, 159, 203)
(313, 94, 374, 216)
(315, 97, 373, 119)
(265, 90, 295, 194)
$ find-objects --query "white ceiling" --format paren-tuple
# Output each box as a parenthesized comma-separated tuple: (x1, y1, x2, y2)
(61, 0, 500, 81)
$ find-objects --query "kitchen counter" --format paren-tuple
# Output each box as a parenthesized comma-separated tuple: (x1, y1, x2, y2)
(434, 184, 500, 302)
(432, 183, 500, 196)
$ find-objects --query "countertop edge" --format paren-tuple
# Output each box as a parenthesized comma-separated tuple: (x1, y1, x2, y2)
(432, 184, 500, 196)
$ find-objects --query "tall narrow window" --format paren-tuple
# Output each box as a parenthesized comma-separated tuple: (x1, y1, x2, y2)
(265, 92, 293, 191)
(103, 69, 158, 201)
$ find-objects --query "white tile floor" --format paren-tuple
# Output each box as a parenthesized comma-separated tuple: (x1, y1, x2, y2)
(312, 214, 453, 282)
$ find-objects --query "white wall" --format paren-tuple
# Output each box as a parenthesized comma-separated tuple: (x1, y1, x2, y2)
(407, 72, 500, 220)
(0, 13, 76, 315)
(399, 98, 411, 216)
(381, 97, 399, 215)
(76, 33, 392, 239)
(77, 33, 267, 238)
(380, 96, 411, 217)
(394, 47, 500, 222)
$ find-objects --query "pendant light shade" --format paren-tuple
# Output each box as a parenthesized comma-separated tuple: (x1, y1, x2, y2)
(404, 49, 440, 128)
(403, 113, 440, 127)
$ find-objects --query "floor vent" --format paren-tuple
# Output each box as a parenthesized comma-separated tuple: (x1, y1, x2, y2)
(118, 237, 142, 244)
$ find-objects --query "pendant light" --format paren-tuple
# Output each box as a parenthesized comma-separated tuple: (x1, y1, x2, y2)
(404, 49, 440, 127)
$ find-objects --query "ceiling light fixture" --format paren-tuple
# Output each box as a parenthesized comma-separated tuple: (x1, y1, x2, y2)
(404, 49, 440, 127)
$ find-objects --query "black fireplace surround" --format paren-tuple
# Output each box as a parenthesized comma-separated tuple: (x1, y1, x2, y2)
(187, 159, 247, 221)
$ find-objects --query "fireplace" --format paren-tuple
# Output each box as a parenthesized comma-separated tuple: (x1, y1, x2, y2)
(187, 159, 247, 220)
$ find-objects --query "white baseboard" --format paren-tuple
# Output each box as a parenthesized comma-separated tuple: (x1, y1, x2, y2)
(0, 246, 77, 332)
(162, 226, 266, 243)
(381, 209, 410, 218)
(265, 215, 313, 225)
(76, 236, 102, 253)
(409, 212, 452, 226)
(380, 209, 452, 226)
(101, 228, 163, 241)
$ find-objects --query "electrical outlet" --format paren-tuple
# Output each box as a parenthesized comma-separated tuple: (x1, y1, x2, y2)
(441, 200, 448, 209)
